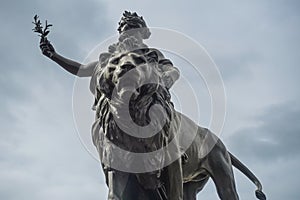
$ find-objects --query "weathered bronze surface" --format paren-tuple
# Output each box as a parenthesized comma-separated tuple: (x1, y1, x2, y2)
(35, 11, 266, 200)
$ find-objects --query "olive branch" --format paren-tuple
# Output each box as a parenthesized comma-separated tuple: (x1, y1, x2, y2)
(32, 15, 52, 39)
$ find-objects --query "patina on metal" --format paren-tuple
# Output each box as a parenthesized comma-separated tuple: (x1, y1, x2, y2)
(34, 11, 266, 200)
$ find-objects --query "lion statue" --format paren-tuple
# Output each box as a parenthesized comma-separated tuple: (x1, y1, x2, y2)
(91, 48, 183, 200)
(37, 10, 266, 200)
(90, 47, 266, 200)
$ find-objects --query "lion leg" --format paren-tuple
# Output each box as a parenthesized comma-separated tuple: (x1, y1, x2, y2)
(163, 159, 183, 200)
(183, 178, 209, 200)
(106, 170, 129, 200)
(106, 171, 149, 200)
(183, 182, 197, 200)
(203, 141, 239, 200)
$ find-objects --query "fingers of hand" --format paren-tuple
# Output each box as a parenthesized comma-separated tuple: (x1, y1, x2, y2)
(40, 42, 54, 54)
(40, 44, 49, 52)
(40, 46, 51, 57)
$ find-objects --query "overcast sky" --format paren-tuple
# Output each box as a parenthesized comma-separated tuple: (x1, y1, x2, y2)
(1, 0, 300, 199)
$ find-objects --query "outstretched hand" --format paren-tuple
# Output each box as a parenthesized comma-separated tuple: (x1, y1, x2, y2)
(39, 37, 55, 58)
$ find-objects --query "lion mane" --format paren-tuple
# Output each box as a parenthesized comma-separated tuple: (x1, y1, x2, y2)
(90, 48, 179, 190)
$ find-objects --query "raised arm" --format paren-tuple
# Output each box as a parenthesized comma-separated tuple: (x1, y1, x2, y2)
(39, 38, 97, 77)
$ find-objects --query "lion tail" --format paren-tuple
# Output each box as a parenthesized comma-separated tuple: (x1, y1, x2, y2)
(229, 152, 266, 200)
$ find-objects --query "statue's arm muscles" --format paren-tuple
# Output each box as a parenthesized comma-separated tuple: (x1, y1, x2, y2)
(51, 52, 97, 77)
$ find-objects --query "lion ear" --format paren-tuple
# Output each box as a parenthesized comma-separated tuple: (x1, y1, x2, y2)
(146, 50, 158, 63)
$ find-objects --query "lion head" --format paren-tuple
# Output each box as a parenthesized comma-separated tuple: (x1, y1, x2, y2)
(98, 49, 164, 101)
(96, 48, 173, 140)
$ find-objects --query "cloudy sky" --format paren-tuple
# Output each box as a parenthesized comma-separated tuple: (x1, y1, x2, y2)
(1, 0, 300, 199)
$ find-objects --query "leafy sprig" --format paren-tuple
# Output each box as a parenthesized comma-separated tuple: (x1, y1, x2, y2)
(32, 15, 52, 38)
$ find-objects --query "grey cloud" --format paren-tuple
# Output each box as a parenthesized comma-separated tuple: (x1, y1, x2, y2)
(0, 76, 108, 200)
(33, 0, 111, 57)
(0, 1, 110, 200)
(222, 103, 300, 200)
(227, 102, 300, 161)
(1, 1, 300, 200)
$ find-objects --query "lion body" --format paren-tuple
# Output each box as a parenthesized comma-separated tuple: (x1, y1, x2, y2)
(90, 47, 266, 200)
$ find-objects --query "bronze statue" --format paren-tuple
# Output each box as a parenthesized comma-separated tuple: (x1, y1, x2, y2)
(34, 11, 266, 200)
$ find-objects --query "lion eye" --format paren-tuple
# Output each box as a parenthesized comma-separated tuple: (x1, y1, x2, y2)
(107, 66, 115, 73)
(144, 51, 159, 64)
(133, 56, 146, 65)
(110, 57, 120, 65)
